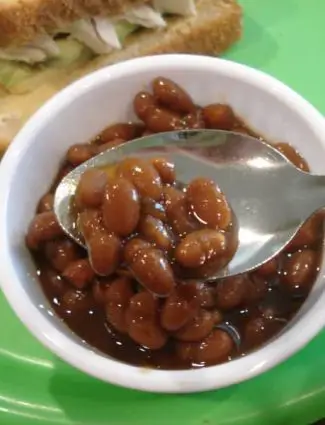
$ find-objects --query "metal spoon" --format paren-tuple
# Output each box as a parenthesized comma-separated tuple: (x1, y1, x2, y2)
(54, 129, 325, 279)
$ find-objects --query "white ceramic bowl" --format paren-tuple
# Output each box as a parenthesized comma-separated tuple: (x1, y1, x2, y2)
(1, 54, 325, 394)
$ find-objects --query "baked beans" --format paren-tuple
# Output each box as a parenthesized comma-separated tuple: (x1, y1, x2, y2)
(27, 76, 323, 370)
(102, 177, 140, 237)
(186, 178, 232, 230)
(152, 77, 196, 114)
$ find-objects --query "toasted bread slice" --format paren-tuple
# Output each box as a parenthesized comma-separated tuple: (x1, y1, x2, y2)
(0, 0, 149, 47)
(0, 0, 242, 152)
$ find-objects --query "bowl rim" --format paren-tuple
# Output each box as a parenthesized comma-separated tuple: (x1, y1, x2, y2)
(1, 54, 325, 394)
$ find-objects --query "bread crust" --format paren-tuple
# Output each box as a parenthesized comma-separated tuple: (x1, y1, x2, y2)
(0, 0, 242, 152)
(0, 0, 149, 47)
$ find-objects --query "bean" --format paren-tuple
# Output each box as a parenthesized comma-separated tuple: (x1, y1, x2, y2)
(143, 107, 184, 133)
(182, 109, 205, 129)
(128, 247, 175, 296)
(233, 126, 251, 135)
(62, 259, 95, 289)
(61, 289, 93, 314)
(92, 279, 112, 304)
(225, 225, 239, 257)
(255, 257, 279, 278)
(248, 317, 286, 349)
(281, 249, 318, 292)
(66, 144, 97, 166)
(45, 238, 81, 272)
(124, 238, 151, 264)
(163, 186, 198, 236)
(96, 139, 125, 153)
(195, 329, 234, 364)
(244, 317, 273, 348)
(41, 268, 66, 296)
(37, 193, 54, 213)
(187, 178, 231, 230)
(174, 310, 215, 342)
(215, 275, 247, 310)
(139, 215, 173, 251)
(142, 129, 154, 137)
(176, 340, 198, 362)
(116, 268, 133, 278)
(105, 277, 134, 333)
(176, 329, 234, 365)
(117, 157, 162, 201)
(99, 123, 144, 144)
(128, 317, 167, 350)
(87, 232, 121, 276)
(286, 213, 323, 251)
(126, 291, 158, 322)
(78, 209, 104, 240)
(211, 310, 223, 325)
(141, 198, 167, 222)
(196, 282, 216, 309)
(274, 142, 309, 172)
(102, 177, 140, 237)
(152, 77, 195, 114)
(175, 229, 227, 268)
(163, 186, 184, 210)
(26, 212, 64, 250)
(134, 91, 156, 121)
(259, 301, 288, 321)
(244, 275, 267, 305)
(202, 104, 235, 130)
(160, 283, 199, 331)
(75, 169, 108, 209)
(151, 158, 176, 185)
(193, 255, 230, 279)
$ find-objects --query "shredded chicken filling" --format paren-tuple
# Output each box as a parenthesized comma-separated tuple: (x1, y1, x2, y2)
(0, 1, 196, 64)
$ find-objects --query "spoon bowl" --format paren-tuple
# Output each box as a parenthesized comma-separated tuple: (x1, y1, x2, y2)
(54, 129, 325, 279)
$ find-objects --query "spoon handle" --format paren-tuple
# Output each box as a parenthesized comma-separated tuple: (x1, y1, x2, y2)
(291, 172, 325, 219)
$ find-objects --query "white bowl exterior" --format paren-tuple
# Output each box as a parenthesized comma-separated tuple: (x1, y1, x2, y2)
(1, 54, 325, 393)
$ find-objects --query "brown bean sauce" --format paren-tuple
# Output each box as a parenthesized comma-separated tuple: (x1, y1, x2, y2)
(28, 77, 323, 370)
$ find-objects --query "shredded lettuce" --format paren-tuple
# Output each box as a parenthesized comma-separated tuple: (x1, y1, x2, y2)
(0, 34, 59, 64)
(121, 5, 166, 28)
(115, 21, 139, 42)
(0, 61, 32, 90)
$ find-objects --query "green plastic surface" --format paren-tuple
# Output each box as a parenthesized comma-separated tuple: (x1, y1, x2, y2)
(1, 1, 325, 424)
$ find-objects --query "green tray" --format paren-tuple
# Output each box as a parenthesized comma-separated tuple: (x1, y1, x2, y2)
(1, 1, 325, 423)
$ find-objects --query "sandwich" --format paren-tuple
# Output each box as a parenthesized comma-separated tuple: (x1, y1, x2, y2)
(0, 0, 242, 152)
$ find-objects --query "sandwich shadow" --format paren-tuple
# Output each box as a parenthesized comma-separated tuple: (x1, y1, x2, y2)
(225, 14, 278, 70)
(226, 0, 299, 70)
